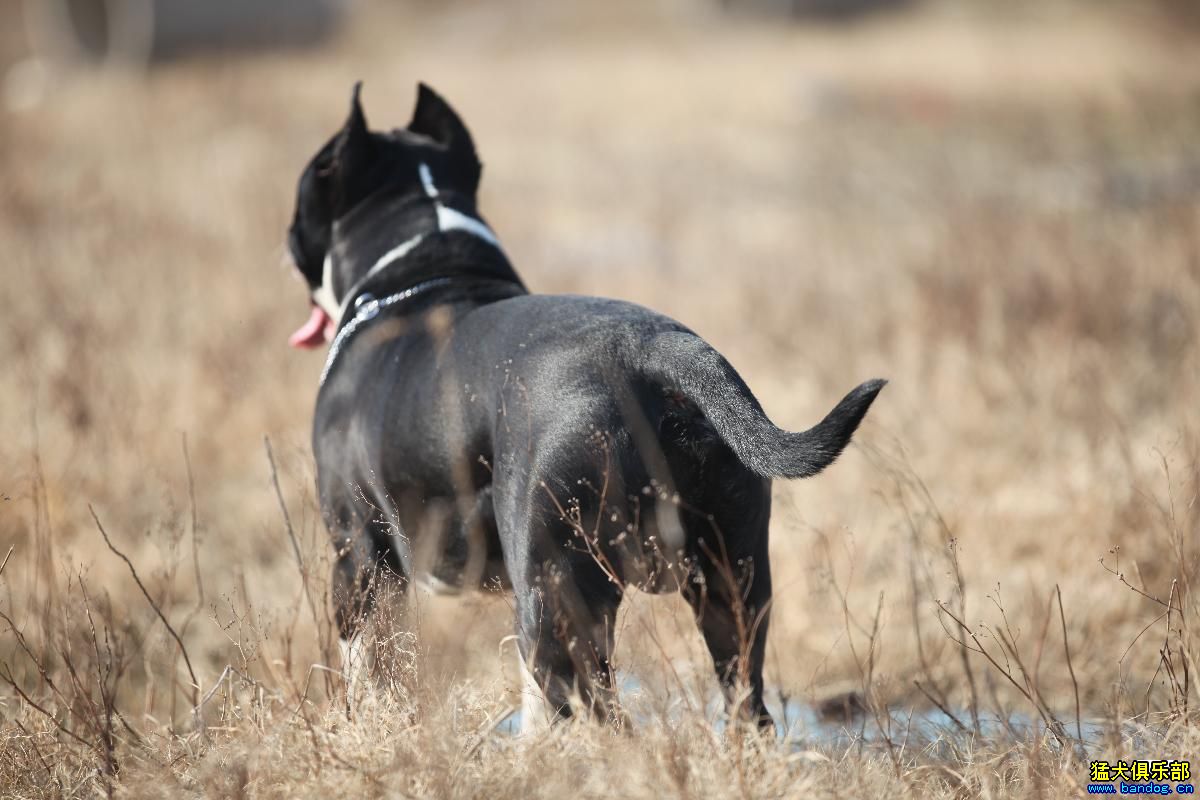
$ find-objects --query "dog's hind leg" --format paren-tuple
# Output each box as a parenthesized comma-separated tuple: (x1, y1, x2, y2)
(679, 458, 776, 732)
(495, 472, 625, 727)
(512, 567, 623, 729)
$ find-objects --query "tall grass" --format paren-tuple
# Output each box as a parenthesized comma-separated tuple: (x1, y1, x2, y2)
(1, 1, 1199, 796)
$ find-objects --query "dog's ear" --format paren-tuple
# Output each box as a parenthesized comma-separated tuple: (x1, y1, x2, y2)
(328, 81, 377, 211)
(409, 83, 482, 193)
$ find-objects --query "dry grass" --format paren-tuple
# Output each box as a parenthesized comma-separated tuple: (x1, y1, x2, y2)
(1, 1, 1199, 796)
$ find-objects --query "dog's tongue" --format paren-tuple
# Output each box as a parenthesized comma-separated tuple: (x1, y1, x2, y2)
(289, 305, 333, 349)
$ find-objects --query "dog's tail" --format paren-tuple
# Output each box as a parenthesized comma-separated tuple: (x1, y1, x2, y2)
(643, 331, 885, 479)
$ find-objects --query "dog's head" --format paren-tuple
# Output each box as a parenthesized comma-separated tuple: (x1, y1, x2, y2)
(286, 82, 482, 348)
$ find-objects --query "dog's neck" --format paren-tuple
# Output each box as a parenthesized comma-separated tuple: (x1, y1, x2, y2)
(316, 162, 514, 326)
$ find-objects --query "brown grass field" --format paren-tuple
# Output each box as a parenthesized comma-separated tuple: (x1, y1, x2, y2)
(2, 1, 1200, 796)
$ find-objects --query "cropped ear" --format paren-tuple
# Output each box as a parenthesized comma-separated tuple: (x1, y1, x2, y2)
(409, 82, 482, 192)
(332, 82, 372, 179)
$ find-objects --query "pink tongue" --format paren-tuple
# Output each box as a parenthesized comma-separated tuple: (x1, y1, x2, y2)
(289, 305, 333, 349)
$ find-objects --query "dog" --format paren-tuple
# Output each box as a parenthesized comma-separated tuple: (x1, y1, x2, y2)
(284, 82, 885, 729)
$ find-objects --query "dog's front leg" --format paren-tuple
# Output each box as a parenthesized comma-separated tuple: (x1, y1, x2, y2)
(329, 517, 410, 714)
(338, 633, 372, 709)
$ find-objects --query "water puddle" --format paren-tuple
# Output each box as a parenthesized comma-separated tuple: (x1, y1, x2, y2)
(496, 673, 1127, 752)
(769, 694, 1118, 751)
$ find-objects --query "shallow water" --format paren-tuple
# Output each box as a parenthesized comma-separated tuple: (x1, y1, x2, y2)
(771, 695, 1117, 751)
(497, 673, 1123, 751)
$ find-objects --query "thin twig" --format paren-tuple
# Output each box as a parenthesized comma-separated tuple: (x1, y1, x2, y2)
(1056, 585, 1083, 745)
(264, 437, 304, 570)
(193, 664, 235, 733)
(89, 505, 199, 702)
(936, 600, 1070, 743)
(264, 436, 322, 632)
(182, 433, 204, 606)
(0, 545, 13, 580)
(0, 663, 101, 754)
(12, 718, 63, 793)
(913, 680, 967, 733)
(1099, 554, 1173, 609)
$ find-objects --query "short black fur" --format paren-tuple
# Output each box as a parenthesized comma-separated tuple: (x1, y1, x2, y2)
(285, 82, 886, 729)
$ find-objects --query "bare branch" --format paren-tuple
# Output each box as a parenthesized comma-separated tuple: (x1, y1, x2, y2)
(1055, 585, 1083, 745)
(89, 505, 199, 703)
(182, 433, 205, 606)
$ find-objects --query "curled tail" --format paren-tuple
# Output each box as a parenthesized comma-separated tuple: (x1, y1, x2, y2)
(644, 331, 885, 479)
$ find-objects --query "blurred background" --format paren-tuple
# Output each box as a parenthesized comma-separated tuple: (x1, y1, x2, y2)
(1, 0, 1199, 757)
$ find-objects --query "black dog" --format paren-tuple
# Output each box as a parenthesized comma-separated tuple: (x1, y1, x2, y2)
(285, 82, 884, 728)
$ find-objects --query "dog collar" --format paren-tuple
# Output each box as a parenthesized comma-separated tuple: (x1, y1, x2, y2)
(329, 163, 501, 326)
(333, 208, 500, 324)
(320, 276, 455, 386)
(318, 162, 509, 386)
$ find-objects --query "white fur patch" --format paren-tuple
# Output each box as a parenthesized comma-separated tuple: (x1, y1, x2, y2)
(312, 254, 340, 320)
(339, 634, 373, 711)
(437, 204, 501, 249)
(415, 573, 463, 596)
(518, 649, 550, 734)
(419, 162, 438, 198)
